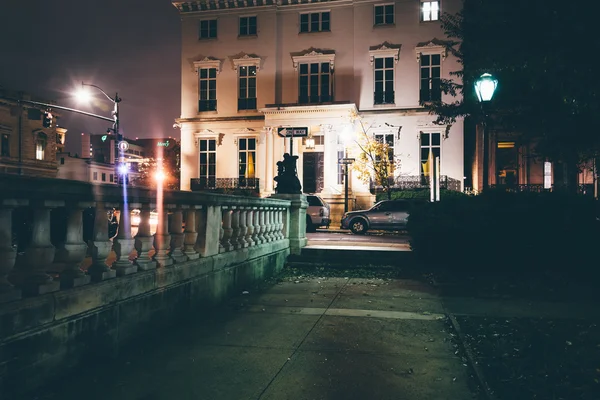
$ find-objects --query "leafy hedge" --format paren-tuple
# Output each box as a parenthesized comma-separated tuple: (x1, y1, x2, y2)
(406, 191, 600, 276)
(376, 189, 469, 202)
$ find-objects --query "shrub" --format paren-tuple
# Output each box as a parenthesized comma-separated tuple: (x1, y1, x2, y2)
(407, 191, 600, 278)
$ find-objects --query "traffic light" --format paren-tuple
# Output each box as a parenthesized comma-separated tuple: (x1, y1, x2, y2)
(42, 111, 53, 128)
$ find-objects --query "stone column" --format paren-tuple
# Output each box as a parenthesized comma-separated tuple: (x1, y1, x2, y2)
(265, 208, 274, 242)
(153, 208, 173, 267)
(0, 200, 26, 302)
(270, 194, 308, 255)
(88, 202, 117, 282)
(245, 207, 255, 247)
(112, 202, 138, 276)
(134, 204, 157, 270)
(238, 208, 248, 248)
(183, 206, 200, 260)
(220, 207, 233, 252)
(275, 208, 284, 240)
(168, 208, 187, 263)
(55, 202, 93, 288)
(16, 200, 64, 295)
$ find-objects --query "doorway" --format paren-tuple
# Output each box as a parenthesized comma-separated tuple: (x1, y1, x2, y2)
(303, 152, 324, 193)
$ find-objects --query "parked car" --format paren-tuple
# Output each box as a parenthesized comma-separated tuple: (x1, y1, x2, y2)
(341, 199, 423, 234)
(306, 194, 331, 232)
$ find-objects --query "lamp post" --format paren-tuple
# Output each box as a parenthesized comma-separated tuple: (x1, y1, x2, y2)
(76, 83, 123, 181)
(474, 73, 498, 191)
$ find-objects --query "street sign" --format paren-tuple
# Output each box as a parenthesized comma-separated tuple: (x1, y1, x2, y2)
(118, 141, 129, 152)
(277, 127, 308, 137)
(339, 157, 356, 165)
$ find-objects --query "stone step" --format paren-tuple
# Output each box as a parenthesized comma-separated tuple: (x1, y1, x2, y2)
(287, 246, 415, 268)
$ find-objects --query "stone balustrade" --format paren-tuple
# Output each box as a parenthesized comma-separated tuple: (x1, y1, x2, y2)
(0, 174, 296, 301)
(0, 173, 307, 397)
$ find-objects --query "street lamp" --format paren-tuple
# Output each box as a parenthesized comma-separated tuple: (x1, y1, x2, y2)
(474, 73, 498, 190)
(76, 82, 123, 181)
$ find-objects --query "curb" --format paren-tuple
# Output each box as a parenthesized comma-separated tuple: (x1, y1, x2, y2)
(445, 312, 497, 400)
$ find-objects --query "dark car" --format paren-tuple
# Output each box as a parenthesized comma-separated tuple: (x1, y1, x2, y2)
(341, 199, 422, 234)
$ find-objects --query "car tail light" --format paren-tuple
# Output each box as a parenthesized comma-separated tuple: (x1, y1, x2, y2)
(319, 209, 324, 217)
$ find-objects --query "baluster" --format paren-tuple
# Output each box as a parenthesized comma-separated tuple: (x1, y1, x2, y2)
(230, 207, 241, 249)
(153, 207, 173, 267)
(183, 206, 200, 260)
(55, 202, 92, 288)
(252, 207, 262, 245)
(245, 207, 255, 247)
(169, 207, 187, 263)
(220, 207, 233, 252)
(14, 200, 63, 295)
(112, 202, 138, 276)
(276, 208, 284, 240)
(266, 208, 274, 242)
(88, 202, 117, 282)
(258, 208, 268, 243)
(0, 200, 25, 302)
(238, 208, 248, 248)
(218, 209, 225, 253)
(134, 204, 157, 270)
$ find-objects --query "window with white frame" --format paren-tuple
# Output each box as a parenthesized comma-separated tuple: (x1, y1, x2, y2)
(35, 133, 46, 160)
(374, 57, 395, 105)
(298, 62, 332, 104)
(239, 16, 257, 36)
(102, 172, 106, 182)
(375, 133, 395, 166)
(238, 138, 256, 183)
(420, 132, 441, 181)
(93, 171, 98, 181)
(238, 66, 257, 110)
(299, 12, 330, 33)
(419, 54, 441, 102)
(199, 139, 216, 188)
(374, 4, 394, 25)
(199, 19, 217, 39)
(198, 68, 217, 112)
(421, 1, 440, 22)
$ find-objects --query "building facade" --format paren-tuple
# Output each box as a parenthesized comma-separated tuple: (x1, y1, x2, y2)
(56, 152, 118, 184)
(0, 89, 66, 178)
(173, 0, 464, 217)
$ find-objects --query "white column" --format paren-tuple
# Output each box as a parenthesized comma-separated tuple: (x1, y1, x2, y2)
(322, 124, 337, 192)
(266, 128, 274, 193)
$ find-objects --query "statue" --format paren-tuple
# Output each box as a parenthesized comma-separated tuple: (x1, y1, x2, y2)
(274, 153, 302, 194)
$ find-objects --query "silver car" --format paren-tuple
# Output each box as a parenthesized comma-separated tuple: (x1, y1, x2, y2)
(341, 200, 414, 234)
(306, 195, 331, 232)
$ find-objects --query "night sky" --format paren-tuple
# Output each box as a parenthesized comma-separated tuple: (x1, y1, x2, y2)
(0, 0, 181, 154)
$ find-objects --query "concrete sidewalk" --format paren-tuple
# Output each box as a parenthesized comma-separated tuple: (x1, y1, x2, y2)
(34, 277, 475, 400)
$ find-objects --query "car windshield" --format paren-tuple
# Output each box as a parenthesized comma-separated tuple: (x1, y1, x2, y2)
(307, 196, 323, 207)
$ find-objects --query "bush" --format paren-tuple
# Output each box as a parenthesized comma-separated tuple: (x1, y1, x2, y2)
(407, 191, 600, 278)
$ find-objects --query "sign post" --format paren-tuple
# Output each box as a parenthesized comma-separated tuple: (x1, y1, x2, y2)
(277, 127, 308, 156)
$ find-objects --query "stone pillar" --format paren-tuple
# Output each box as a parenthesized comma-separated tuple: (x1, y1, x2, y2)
(15, 200, 64, 295)
(198, 205, 221, 257)
(88, 202, 117, 282)
(0, 200, 26, 302)
(112, 202, 138, 276)
(183, 206, 200, 260)
(134, 204, 157, 270)
(270, 194, 308, 255)
(153, 208, 173, 267)
(220, 207, 233, 252)
(168, 208, 187, 263)
(245, 207, 255, 247)
(55, 202, 93, 288)
(238, 208, 248, 248)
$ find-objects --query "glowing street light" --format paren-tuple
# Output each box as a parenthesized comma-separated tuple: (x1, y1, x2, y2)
(474, 73, 498, 190)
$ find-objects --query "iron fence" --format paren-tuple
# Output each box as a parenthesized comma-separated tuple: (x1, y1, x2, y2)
(369, 175, 462, 194)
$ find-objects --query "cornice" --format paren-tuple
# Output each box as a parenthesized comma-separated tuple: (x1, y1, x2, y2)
(173, 0, 351, 14)
(260, 102, 357, 115)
